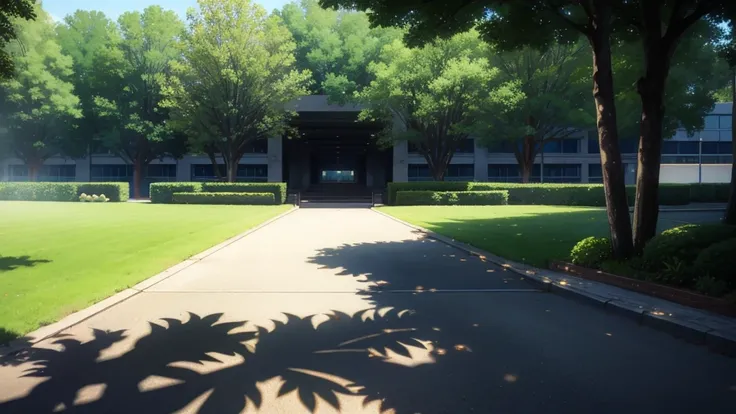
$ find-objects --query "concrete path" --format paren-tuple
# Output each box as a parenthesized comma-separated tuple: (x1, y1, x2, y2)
(1, 208, 735, 413)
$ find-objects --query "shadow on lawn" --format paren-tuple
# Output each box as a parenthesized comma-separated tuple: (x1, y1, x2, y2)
(0, 256, 51, 273)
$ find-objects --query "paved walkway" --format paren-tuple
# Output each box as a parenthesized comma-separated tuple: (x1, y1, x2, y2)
(1, 208, 735, 413)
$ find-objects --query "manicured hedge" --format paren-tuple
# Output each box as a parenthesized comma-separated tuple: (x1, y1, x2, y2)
(0, 182, 130, 202)
(689, 183, 730, 203)
(77, 183, 129, 202)
(150, 182, 202, 204)
(389, 181, 692, 206)
(388, 182, 468, 204)
(395, 190, 509, 206)
(641, 224, 736, 272)
(172, 192, 275, 205)
(201, 182, 287, 204)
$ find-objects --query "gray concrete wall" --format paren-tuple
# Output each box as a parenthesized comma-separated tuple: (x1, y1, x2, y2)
(267, 136, 283, 182)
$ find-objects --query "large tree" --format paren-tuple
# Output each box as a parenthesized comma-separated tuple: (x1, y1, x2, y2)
(0, 4, 81, 180)
(56, 10, 119, 159)
(719, 20, 736, 225)
(93, 6, 185, 198)
(322, 0, 735, 258)
(163, 0, 311, 182)
(278, 0, 403, 96)
(479, 42, 592, 183)
(0, 0, 35, 80)
(357, 31, 523, 181)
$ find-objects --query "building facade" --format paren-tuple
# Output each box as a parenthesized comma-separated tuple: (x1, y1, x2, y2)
(0, 97, 732, 195)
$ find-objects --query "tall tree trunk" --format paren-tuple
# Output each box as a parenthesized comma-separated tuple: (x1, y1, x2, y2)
(205, 147, 223, 180)
(430, 164, 446, 181)
(587, 9, 634, 259)
(27, 162, 40, 182)
(516, 135, 536, 183)
(725, 69, 736, 224)
(132, 156, 143, 200)
(226, 159, 238, 183)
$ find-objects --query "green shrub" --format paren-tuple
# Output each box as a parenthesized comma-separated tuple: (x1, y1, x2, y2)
(0, 182, 78, 201)
(200, 182, 286, 204)
(150, 182, 202, 204)
(395, 190, 509, 205)
(694, 276, 730, 297)
(689, 183, 730, 203)
(172, 191, 275, 205)
(471, 183, 607, 206)
(388, 182, 468, 204)
(692, 238, 736, 291)
(641, 224, 736, 272)
(570, 237, 612, 268)
(76, 183, 129, 202)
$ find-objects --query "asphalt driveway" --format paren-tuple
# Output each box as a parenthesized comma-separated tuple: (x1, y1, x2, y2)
(1, 207, 734, 413)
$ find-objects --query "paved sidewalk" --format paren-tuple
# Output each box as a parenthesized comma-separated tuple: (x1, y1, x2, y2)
(1, 208, 735, 413)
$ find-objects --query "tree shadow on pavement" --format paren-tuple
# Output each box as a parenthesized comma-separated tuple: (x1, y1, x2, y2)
(1, 239, 735, 413)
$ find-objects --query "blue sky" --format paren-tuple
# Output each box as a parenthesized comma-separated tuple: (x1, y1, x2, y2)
(43, 0, 293, 21)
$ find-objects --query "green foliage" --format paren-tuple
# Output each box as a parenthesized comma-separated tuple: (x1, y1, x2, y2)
(394, 190, 509, 206)
(0, 4, 82, 177)
(76, 183, 130, 202)
(694, 276, 731, 298)
(0, 0, 35, 80)
(0, 183, 78, 201)
(200, 183, 287, 204)
(387, 182, 467, 204)
(649, 184, 691, 206)
(689, 183, 731, 203)
(172, 192, 275, 205)
(570, 237, 611, 268)
(278, 0, 403, 94)
(0, 182, 129, 202)
(641, 224, 736, 273)
(163, 0, 311, 182)
(357, 31, 523, 180)
(150, 182, 202, 204)
(692, 238, 736, 290)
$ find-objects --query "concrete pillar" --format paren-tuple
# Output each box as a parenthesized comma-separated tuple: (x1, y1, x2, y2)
(473, 138, 488, 182)
(392, 141, 408, 182)
(76, 157, 91, 181)
(176, 156, 192, 181)
(0, 159, 8, 181)
(580, 160, 590, 183)
(267, 136, 283, 182)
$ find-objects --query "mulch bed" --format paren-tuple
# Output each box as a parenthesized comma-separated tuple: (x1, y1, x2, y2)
(549, 261, 736, 317)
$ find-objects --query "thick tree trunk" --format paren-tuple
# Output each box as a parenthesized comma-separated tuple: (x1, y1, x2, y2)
(205, 148, 223, 180)
(226, 159, 238, 183)
(725, 69, 736, 224)
(27, 162, 40, 182)
(132, 157, 143, 200)
(430, 164, 446, 181)
(516, 135, 536, 183)
(588, 14, 634, 259)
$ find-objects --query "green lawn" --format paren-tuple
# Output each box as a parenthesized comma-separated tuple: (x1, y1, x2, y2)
(0, 202, 291, 342)
(380, 205, 610, 267)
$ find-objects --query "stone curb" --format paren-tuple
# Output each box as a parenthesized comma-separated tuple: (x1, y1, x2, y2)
(0, 205, 299, 357)
(371, 208, 736, 357)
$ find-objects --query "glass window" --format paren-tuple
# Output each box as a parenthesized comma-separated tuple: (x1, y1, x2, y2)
(237, 164, 268, 181)
(539, 164, 581, 183)
(704, 115, 719, 129)
(408, 164, 431, 181)
(91, 164, 132, 180)
(720, 115, 732, 129)
(720, 130, 732, 140)
(543, 140, 561, 153)
(588, 164, 603, 183)
(719, 141, 733, 155)
(147, 164, 176, 178)
(702, 142, 719, 154)
(243, 140, 267, 154)
(662, 141, 679, 154)
(588, 137, 600, 154)
(562, 139, 578, 153)
(677, 141, 698, 154)
(446, 164, 474, 179)
(485, 140, 515, 153)
(620, 138, 638, 154)
(487, 164, 521, 182)
(191, 164, 225, 181)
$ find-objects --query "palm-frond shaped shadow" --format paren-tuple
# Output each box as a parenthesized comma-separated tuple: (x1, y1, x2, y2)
(0, 306, 470, 414)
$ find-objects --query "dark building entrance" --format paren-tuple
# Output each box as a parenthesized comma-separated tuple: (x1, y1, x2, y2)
(283, 111, 391, 202)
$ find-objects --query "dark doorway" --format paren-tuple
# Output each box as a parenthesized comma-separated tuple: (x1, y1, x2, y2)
(283, 111, 390, 200)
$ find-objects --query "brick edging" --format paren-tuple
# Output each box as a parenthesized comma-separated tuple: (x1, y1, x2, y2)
(0, 205, 299, 356)
(371, 207, 736, 357)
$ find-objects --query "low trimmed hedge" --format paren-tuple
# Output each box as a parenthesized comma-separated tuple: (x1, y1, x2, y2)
(201, 182, 287, 204)
(150, 182, 202, 204)
(689, 183, 730, 203)
(172, 192, 275, 205)
(388, 181, 693, 206)
(77, 183, 129, 202)
(395, 190, 509, 206)
(641, 224, 736, 272)
(0, 182, 129, 202)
